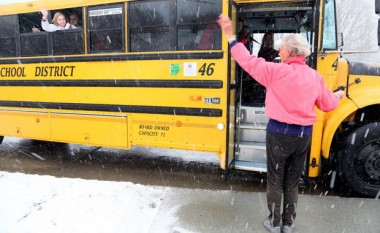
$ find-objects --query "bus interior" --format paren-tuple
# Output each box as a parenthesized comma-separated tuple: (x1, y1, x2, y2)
(235, 0, 316, 107)
(231, 0, 318, 172)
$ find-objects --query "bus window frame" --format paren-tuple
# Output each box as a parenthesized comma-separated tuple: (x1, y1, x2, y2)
(87, 3, 126, 54)
(20, 32, 50, 57)
(0, 15, 19, 58)
(128, 0, 222, 53)
(128, 0, 173, 52)
(321, 0, 338, 50)
(51, 29, 85, 55)
(378, 18, 380, 46)
(50, 7, 85, 56)
(18, 11, 50, 57)
(17, 8, 85, 57)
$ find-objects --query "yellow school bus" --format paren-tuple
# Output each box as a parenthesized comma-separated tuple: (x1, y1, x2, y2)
(0, 0, 379, 197)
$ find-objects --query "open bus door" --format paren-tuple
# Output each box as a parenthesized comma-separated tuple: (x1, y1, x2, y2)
(226, 3, 238, 170)
(229, 0, 318, 173)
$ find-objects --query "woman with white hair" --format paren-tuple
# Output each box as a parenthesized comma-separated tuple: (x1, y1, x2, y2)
(218, 15, 344, 233)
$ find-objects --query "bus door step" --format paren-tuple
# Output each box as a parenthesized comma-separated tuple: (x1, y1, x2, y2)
(236, 141, 266, 163)
(239, 122, 267, 142)
(234, 160, 267, 172)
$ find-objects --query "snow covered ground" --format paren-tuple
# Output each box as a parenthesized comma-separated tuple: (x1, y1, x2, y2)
(0, 171, 169, 233)
(0, 136, 221, 233)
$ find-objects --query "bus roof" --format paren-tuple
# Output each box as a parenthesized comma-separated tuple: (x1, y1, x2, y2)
(0, 0, 125, 15)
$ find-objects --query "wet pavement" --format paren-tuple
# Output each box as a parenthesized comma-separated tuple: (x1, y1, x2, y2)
(150, 187, 380, 233)
(1, 137, 379, 233)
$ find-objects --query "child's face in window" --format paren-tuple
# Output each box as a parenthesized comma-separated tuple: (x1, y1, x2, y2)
(57, 15, 67, 27)
(70, 15, 79, 26)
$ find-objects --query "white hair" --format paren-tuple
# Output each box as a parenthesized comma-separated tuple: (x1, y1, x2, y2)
(281, 34, 311, 57)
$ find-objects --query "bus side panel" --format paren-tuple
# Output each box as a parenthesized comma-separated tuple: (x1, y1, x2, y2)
(50, 113, 128, 148)
(130, 114, 224, 154)
(0, 110, 50, 140)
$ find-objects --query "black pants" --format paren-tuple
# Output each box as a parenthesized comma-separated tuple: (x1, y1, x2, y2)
(266, 132, 311, 227)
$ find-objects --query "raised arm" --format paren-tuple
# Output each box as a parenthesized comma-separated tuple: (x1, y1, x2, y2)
(40, 9, 57, 32)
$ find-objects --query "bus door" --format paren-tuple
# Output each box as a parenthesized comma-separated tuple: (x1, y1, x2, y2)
(231, 0, 317, 173)
(227, 3, 238, 169)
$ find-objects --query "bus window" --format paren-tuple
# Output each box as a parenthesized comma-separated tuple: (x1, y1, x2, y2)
(177, 0, 221, 50)
(52, 30, 84, 55)
(88, 3, 124, 53)
(129, 1, 171, 52)
(0, 15, 17, 57)
(128, 0, 222, 52)
(19, 12, 42, 33)
(50, 8, 83, 29)
(322, 0, 337, 50)
(50, 8, 84, 55)
(20, 34, 48, 56)
(19, 12, 48, 56)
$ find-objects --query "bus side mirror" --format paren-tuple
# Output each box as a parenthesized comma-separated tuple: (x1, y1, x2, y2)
(337, 32, 344, 47)
(377, 0, 380, 45)
(378, 19, 380, 46)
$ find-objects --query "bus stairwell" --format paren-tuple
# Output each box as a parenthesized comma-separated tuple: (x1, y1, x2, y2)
(234, 72, 268, 172)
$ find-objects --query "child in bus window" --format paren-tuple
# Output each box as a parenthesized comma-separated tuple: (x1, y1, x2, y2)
(40, 9, 76, 32)
(69, 13, 82, 28)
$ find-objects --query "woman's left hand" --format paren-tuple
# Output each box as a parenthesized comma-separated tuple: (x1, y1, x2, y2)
(217, 14, 234, 41)
(335, 90, 345, 100)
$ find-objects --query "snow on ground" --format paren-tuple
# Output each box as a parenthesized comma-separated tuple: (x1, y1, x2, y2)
(0, 171, 167, 233)
(0, 137, 220, 233)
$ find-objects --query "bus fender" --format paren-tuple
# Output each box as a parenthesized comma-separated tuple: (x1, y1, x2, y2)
(322, 88, 380, 158)
(321, 98, 358, 159)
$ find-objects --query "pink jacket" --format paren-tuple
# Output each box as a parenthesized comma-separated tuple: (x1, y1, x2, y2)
(231, 42, 340, 126)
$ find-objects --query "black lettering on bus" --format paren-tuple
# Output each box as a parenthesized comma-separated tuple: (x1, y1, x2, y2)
(332, 58, 338, 71)
(138, 131, 158, 136)
(154, 126, 169, 131)
(35, 67, 41, 76)
(54, 67, 60, 77)
(67, 66, 75, 76)
(0, 67, 26, 77)
(35, 66, 76, 77)
(198, 63, 215, 76)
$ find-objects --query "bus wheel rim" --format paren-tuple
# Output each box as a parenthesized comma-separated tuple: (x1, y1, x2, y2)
(364, 150, 380, 180)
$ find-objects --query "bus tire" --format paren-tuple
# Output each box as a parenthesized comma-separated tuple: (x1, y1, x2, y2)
(338, 122, 380, 197)
(0, 136, 3, 144)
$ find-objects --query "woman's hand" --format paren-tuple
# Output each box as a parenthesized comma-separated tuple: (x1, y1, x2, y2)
(40, 9, 48, 20)
(335, 90, 345, 100)
(217, 14, 234, 41)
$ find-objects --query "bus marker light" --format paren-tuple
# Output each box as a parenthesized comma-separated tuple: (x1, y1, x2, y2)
(217, 123, 224, 130)
(190, 95, 202, 101)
